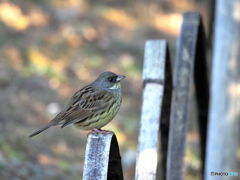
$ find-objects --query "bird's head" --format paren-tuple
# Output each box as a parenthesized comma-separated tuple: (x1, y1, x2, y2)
(94, 71, 125, 90)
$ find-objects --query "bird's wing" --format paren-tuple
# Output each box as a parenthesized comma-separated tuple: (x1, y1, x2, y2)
(59, 86, 112, 128)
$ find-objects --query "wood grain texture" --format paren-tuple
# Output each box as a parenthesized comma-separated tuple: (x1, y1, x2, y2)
(205, 0, 240, 179)
(83, 133, 123, 180)
(135, 40, 172, 180)
(167, 12, 209, 180)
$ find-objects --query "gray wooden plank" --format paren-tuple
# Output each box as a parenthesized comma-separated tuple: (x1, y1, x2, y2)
(205, 0, 240, 179)
(193, 13, 209, 177)
(83, 133, 123, 180)
(167, 12, 209, 180)
(135, 40, 172, 180)
(158, 44, 173, 180)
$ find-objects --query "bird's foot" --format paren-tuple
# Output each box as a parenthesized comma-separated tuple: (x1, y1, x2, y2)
(89, 128, 114, 134)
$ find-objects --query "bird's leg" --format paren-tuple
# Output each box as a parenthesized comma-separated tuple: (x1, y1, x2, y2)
(100, 129, 114, 134)
(89, 128, 114, 134)
(91, 128, 103, 133)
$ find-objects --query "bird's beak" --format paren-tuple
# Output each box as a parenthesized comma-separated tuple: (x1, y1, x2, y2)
(117, 75, 125, 82)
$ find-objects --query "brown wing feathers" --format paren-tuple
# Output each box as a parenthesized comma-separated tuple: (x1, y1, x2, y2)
(59, 86, 108, 128)
(29, 85, 97, 137)
(29, 85, 113, 137)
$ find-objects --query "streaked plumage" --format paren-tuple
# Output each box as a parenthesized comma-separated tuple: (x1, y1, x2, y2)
(29, 71, 125, 137)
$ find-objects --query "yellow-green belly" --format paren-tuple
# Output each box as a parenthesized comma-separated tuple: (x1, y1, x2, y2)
(73, 99, 121, 130)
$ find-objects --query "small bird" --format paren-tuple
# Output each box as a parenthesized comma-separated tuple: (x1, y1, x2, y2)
(29, 71, 125, 137)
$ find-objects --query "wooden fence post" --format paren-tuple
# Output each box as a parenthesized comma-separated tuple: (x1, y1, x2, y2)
(205, 0, 240, 179)
(167, 12, 209, 180)
(135, 40, 172, 180)
(83, 133, 123, 180)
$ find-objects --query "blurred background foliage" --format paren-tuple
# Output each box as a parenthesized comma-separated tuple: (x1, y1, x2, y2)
(0, 0, 211, 179)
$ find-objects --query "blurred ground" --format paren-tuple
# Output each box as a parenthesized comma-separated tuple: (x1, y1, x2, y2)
(0, 0, 210, 179)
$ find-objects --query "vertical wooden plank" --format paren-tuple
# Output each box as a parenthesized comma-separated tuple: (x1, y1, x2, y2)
(107, 135, 124, 180)
(205, 0, 240, 179)
(135, 40, 172, 180)
(83, 133, 123, 180)
(167, 12, 209, 180)
(194, 14, 209, 177)
(158, 45, 173, 180)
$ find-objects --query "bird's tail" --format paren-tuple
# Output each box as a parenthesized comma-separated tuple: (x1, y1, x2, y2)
(29, 123, 53, 138)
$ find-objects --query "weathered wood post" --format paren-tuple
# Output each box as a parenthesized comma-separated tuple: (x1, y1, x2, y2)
(135, 40, 172, 180)
(205, 0, 240, 179)
(167, 12, 209, 180)
(83, 133, 123, 180)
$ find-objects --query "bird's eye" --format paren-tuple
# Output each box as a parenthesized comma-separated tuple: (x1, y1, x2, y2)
(108, 77, 113, 82)
(108, 77, 115, 82)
